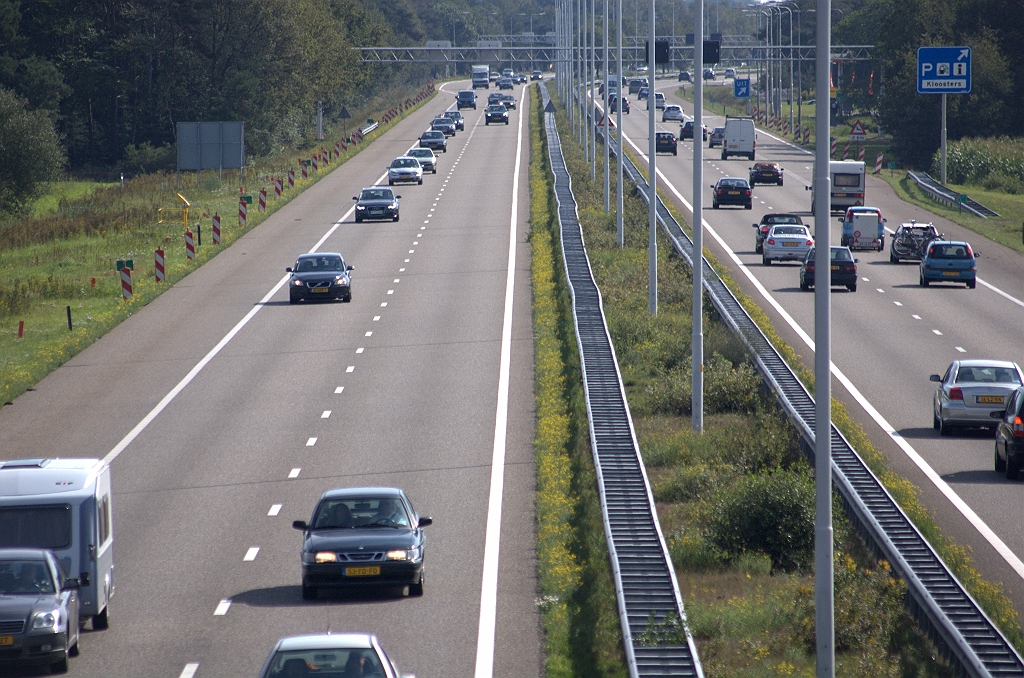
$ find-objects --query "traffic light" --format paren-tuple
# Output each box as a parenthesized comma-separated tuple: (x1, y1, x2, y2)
(644, 40, 671, 64)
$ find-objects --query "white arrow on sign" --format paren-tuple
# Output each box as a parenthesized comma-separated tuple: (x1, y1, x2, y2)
(958, 48, 969, 60)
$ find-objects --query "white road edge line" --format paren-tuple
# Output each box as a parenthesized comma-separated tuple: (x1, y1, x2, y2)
(179, 663, 199, 678)
(473, 84, 524, 678)
(101, 170, 389, 467)
(618, 126, 1024, 582)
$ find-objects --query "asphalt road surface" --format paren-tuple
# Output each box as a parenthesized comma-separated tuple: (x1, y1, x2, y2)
(596, 76, 1024, 616)
(0, 80, 541, 677)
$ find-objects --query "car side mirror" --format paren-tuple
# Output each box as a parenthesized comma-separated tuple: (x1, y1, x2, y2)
(418, 516, 433, 527)
(710, 185, 715, 189)
(883, 218, 887, 223)
(837, 218, 844, 224)
(292, 520, 308, 531)
(990, 410, 1006, 419)
(285, 267, 292, 273)
(346, 265, 354, 271)
(353, 196, 358, 200)
(63, 578, 80, 590)
(929, 374, 942, 382)
(396, 195, 402, 200)
(752, 224, 758, 228)
(974, 252, 981, 257)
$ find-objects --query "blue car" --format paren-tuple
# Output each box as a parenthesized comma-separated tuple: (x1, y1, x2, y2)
(919, 240, 977, 288)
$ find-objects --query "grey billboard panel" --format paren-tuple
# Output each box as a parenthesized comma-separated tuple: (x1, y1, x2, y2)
(177, 122, 245, 171)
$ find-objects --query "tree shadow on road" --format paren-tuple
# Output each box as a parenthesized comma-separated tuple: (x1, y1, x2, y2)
(230, 584, 408, 608)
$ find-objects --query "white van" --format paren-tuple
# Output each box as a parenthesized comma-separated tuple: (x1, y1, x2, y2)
(471, 65, 490, 89)
(811, 161, 866, 213)
(0, 458, 114, 629)
(721, 116, 756, 160)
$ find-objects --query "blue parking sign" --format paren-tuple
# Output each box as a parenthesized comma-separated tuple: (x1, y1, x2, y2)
(734, 78, 750, 99)
(917, 46, 971, 94)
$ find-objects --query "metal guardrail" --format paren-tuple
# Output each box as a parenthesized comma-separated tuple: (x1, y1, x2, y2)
(540, 85, 705, 678)
(359, 120, 379, 136)
(582, 112, 1024, 676)
(908, 171, 999, 218)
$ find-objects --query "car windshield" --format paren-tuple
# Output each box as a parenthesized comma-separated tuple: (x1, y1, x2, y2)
(766, 215, 802, 225)
(955, 366, 1022, 385)
(432, 120, 451, 126)
(391, 158, 418, 168)
(489, 105, 505, 112)
(719, 179, 746, 187)
(295, 256, 344, 272)
(712, 127, 724, 134)
(772, 226, 807, 236)
(928, 244, 971, 259)
(755, 163, 778, 170)
(0, 560, 56, 594)
(831, 248, 853, 261)
(421, 131, 442, 139)
(264, 648, 383, 677)
(408, 149, 431, 158)
(360, 189, 394, 201)
(312, 497, 411, 529)
(444, 112, 460, 118)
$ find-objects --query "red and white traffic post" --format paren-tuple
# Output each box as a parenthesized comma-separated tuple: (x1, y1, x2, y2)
(875, 153, 884, 174)
(858, 147, 865, 162)
(288, 169, 295, 189)
(154, 249, 165, 282)
(238, 199, 247, 228)
(275, 178, 282, 198)
(301, 162, 308, 180)
(185, 229, 196, 260)
(121, 266, 133, 299)
(212, 213, 221, 244)
(258, 189, 267, 212)
(842, 139, 851, 159)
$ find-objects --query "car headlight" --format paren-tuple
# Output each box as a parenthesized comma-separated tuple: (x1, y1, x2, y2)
(32, 610, 59, 629)
(389, 203, 398, 209)
(333, 276, 349, 286)
(292, 279, 304, 286)
(387, 547, 421, 561)
(315, 552, 338, 563)
(355, 205, 366, 210)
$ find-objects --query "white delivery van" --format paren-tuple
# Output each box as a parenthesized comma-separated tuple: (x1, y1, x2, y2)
(0, 458, 114, 629)
(811, 161, 866, 213)
(471, 65, 490, 89)
(721, 115, 756, 160)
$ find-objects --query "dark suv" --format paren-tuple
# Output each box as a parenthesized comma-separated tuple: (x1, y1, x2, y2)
(752, 213, 804, 253)
(456, 90, 477, 110)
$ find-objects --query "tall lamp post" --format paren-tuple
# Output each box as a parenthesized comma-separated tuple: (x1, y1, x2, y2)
(774, 3, 793, 135)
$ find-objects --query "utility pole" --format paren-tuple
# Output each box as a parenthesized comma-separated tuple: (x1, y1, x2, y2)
(603, 0, 610, 212)
(692, 0, 704, 432)
(616, 0, 624, 247)
(647, 0, 656, 315)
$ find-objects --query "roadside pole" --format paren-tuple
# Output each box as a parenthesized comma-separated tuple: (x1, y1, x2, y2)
(647, 0, 657, 315)
(941, 93, 947, 185)
(691, 1, 704, 432)
(603, 0, 610, 212)
(813, 0, 836, 675)
(617, 0, 624, 247)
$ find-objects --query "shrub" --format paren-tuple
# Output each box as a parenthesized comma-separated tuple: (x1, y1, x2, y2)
(122, 143, 176, 174)
(0, 87, 65, 214)
(707, 469, 815, 571)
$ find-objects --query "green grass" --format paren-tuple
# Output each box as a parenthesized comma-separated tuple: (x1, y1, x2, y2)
(0, 80, 439, 405)
(874, 171, 1024, 255)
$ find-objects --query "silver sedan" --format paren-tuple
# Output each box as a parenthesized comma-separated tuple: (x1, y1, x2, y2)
(931, 360, 1024, 435)
(762, 224, 813, 266)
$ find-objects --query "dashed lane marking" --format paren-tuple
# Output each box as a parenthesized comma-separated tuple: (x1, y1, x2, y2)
(306, 438, 317, 446)
(268, 505, 282, 516)
(288, 468, 301, 479)
(321, 410, 331, 418)
(179, 664, 199, 678)
(213, 600, 231, 616)
(243, 548, 259, 562)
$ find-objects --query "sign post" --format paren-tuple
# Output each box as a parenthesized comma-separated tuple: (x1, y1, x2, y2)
(917, 46, 971, 185)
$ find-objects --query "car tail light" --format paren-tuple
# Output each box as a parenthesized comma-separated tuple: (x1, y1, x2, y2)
(760, 226, 769, 234)
(805, 264, 814, 272)
(805, 240, 813, 246)
(767, 238, 775, 245)
(744, 189, 751, 196)
(1013, 415, 1024, 437)
(950, 387, 964, 401)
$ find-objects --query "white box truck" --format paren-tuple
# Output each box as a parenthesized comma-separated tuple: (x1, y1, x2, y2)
(0, 458, 114, 629)
(810, 160, 866, 213)
(472, 65, 490, 89)
(721, 115, 756, 160)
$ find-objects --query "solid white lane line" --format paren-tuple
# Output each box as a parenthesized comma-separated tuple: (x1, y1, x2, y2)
(213, 600, 231, 615)
(346, 366, 355, 372)
(618, 125, 1024, 583)
(101, 170, 388, 467)
(473, 81, 524, 678)
(288, 468, 301, 479)
(321, 410, 331, 418)
(243, 547, 259, 561)
(268, 504, 282, 516)
(179, 663, 199, 678)
(306, 438, 317, 446)
(334, 386, 344, 394)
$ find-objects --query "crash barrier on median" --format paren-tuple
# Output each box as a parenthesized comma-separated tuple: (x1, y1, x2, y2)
(541, 84, 706, 678)
(583, 95, 1024, 677)
(908, 172, 1000, 219)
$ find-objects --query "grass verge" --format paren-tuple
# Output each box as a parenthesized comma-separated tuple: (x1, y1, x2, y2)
(530, 84, 629, 678)
(0, 81, 438, 405)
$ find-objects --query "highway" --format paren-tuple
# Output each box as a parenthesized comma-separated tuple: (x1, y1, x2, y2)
(601, 75, 1024, 615)
(0, 80, 542, 677)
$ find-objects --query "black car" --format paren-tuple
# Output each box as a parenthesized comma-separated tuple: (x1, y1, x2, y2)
(679, 120, 707, 141)
(485, 104, 509, 125)
(994, 386, 1024, 479)
(456, 90, 477, 110)
(500, 94, 517, 110)
(749, 161, 784, 186)
(487, 92, 504, 106)
(531, 70, 543, 80)
(431, 117, 456, 136)
(497, 77, 514, 90)
(0, 549, 81, 674)
(655, 132, 677, 156)
(799, 246, 858, 292)
(442, 110, 465, 131)
(711, 177, 752, 209)
(753, 213, 804, 254)
(353, 186, 401, 223)
(287, 253, 353, 303)
(678, 70, 692, 82)
(292, 487, 432, 599)
(419, 130, 447, 152)
(609, 95, 630, 114)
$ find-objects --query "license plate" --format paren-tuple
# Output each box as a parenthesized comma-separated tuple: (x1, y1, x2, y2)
(942, 271, 959, 277)
(0, 636, 13, 646)
(831, 265, 840, 270)
(345, 566, 381, 577)
(728, 191, 740, 195)
(311, 288, 329, 294)
(783, 242, 798, 247)
(370, 210, 383, 215)
(834, 193, 848, 197)
(978, 395, 1004, 404)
